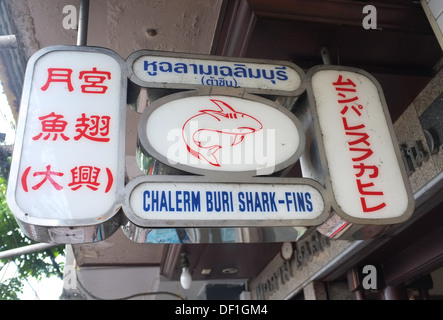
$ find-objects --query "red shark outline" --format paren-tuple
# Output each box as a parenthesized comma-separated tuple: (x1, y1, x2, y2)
(182, 99, 263, 167)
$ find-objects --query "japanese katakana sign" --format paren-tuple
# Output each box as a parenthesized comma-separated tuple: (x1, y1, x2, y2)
(7, 46, 127, 243)
(299, 66, 414, 225)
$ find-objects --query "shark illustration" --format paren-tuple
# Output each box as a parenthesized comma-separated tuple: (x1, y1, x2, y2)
(182, 99, 263, 167)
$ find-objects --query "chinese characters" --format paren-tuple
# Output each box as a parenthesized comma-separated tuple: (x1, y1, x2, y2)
(21, 165, 113, 193)
(32, 112, 111, 142)
(41, 67, 111, 94)
(21, 66, 115, 194)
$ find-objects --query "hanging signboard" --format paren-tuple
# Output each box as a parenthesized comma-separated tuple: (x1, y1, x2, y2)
(301, 65, 414, 224)
(137, 90, 305, 176)
(127, 50, 305, 96)
(6, 46, 127, 243)
(123, 175, 330, 229)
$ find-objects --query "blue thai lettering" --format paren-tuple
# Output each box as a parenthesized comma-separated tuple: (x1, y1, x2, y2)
(199, 64, 213, 75)
(143, 60, 157, 76)
(189, 63, 198, 74)
(143, 58, 291, 86)
(219, 65, 233, 77)
(174, 63, 188, 74)
(203, 76, 216, 86)
(248, 68, 261, 79)
(275, 66, 288, 81)
(202, 76, 236, 87)
(261, 69, 276, 84)
(220, 78, 236, 87)
(159, 61, 172, 72)
(233, 64, 247, 77)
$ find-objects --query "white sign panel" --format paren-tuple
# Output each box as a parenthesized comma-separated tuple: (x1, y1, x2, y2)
(7, 46, 127, 243)
(123, 176, 330, 227)
(138, 91, 305, 176)
(308, 66, 414, 223)
(127, 50, 305, 96)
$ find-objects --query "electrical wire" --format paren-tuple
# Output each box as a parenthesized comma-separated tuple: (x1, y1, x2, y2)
(75, 270, 184, 300)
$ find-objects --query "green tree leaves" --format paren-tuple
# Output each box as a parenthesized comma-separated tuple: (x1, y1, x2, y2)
(0, 175, 65, 300)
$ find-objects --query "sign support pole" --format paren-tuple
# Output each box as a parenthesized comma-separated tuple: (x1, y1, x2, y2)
(0, 243, 58, 260)
(77, 0, 89, 46)
(320, 47, 332, 65)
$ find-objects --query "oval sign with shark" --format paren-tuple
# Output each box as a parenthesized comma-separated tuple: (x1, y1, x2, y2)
(138, 92, 305, 176)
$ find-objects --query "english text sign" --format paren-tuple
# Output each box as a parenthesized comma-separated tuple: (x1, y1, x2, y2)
(123, 176, 330, 228)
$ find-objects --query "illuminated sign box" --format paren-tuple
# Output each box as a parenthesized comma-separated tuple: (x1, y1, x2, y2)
(127, 50, 306, 96)
(6, 45, 416, 245)
(137, 90, 305, 176)
(7, 46, 127, 243)
(123, 175, 330, 229)
(301, 66, 414, 225)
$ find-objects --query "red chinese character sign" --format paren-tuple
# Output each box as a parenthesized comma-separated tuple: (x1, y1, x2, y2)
(7, 46, 127, 243)
(301, 66, 414, 225)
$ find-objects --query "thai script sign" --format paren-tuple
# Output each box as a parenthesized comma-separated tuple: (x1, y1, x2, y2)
(127, 50, 305, 96)
(123, 176, 330, 228)
(7, 46, 127, 243)
(305, 66, 414, 224)
(137, 91, 305, 176)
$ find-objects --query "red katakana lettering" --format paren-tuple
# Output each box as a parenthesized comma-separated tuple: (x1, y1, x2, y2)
(346, 131, 371, 146)
(68, 166, 101, 191)
(342, 117, 365, 131)
(41, 68, 74, 92)
(350, 147, 374, 162)
(332, 75, 357, 88)
(74, 113, 111, 142)
(357, 179, 384, 196)
(32, 112, 70, 141)
(333, 75, 387, 214)
(340, 105, 363, 117)
(337, 94, 359, 104)
(31, 165, 64, 191)
(360, 197, 386, 212)
(353, 163, 379, 178)
(79, 67, 111, 94)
